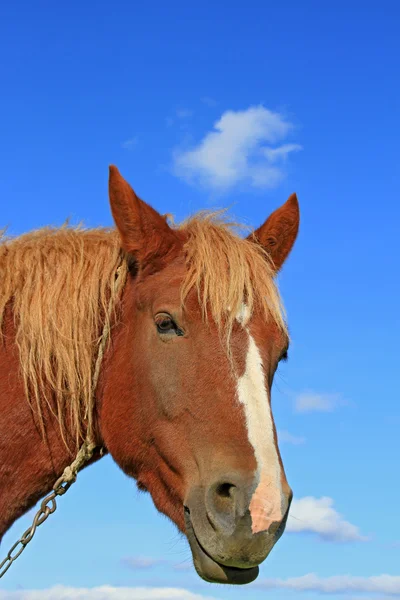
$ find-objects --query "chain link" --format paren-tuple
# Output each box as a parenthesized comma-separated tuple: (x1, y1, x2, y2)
(0, 474, 75, 578)
(0, 262, 126, 579)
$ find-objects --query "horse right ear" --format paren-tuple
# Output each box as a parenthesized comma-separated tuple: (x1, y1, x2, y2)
(248, 193, 300, 273)
(108, 166, 180, 269)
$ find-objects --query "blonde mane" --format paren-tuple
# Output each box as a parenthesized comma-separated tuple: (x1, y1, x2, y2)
(0, 213, 286, 447)
(181, 212, 286, 340)
(0, 227, 126, 447)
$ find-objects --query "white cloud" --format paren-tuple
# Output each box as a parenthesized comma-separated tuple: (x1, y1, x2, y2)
(121, 556, 166, 569)
(262, 143, 302, 162)
(257, 574, 400, 595)
(294, 392, 344, 413)
(287, 496, 368, 542)
(122, 137, 138, 150)
(121, 556, 194, 573)
(346, 597, 395, 600)
(278, 429, 306, 445)
(0, 587, 218, 600)
(166, 109, 193, 128)
(173, 105, 301, 191)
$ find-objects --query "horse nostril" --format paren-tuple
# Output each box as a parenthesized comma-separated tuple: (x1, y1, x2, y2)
(216, 482, 236, 499)
(205, 475, 253, 535)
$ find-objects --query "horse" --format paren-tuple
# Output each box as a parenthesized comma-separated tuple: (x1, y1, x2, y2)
(0, 166, 299, 585)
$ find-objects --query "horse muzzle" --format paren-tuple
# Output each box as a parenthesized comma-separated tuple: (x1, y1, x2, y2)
(184, 472, 292, 584)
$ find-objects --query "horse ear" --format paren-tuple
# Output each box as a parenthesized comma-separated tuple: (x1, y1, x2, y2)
(108, 165, 180, 268)
(248, 193, 299, 272)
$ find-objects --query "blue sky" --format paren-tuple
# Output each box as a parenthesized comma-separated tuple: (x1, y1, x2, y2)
(1, 1, 399, 599)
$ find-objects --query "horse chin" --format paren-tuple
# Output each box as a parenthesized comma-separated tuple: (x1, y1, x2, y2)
(184, 510, 259, 585)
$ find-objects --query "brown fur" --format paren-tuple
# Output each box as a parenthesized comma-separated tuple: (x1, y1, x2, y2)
(0, 166, 299, 584)
(0, 215, 286, 447)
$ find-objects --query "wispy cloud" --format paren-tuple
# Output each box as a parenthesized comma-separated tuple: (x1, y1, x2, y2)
(287, 496, 368, 542)
(121, 555, 193, 573)
(0, 587, 218, 600)
(172, 563, 194, 572)
(121, 556, 166, 569)
(122, 137, 138, 150)
(256, 574, 400, 595)
(166, 109, 194, 128)
(294, 392, 345, 413)
(346, 597, 396, 600)
(278, 429, 306, 445)
(172, 105, 301, 192)
(201, 96, 217, 107)
(176, 109, 193, 119)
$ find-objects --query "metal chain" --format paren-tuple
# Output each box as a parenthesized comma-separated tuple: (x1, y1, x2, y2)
(0, 474, 74, 578)
(0, 262, 127, 579)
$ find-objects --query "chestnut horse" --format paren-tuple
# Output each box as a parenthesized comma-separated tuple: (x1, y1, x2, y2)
(0, 166, 299, 585)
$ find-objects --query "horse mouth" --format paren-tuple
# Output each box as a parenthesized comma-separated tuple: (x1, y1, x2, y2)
(183, 508, 259, 585)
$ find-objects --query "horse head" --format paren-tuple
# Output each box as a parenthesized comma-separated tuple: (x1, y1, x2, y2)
(100, 167, 299, 584)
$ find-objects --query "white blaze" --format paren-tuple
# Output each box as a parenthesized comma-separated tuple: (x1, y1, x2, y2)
(236, 308, 284, 534)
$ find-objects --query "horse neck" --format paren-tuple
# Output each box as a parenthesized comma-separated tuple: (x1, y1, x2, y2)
(0, 304, 104, 541)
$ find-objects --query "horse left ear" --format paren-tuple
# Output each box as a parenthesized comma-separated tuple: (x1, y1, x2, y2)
(248, 193, 300, 273)
(108, 165, 181, 270)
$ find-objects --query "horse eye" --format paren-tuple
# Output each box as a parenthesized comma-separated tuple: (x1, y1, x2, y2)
(156, 316, 175, 333)
(279, 349, 289, 362)
(155, 314, 184, 336)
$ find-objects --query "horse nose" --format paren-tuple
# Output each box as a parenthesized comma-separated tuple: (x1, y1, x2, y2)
(206, 477, 248, 534)
(205, 473, 289, 537)
(206, 474, 253, 534)
(185, 474, 291, 571)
